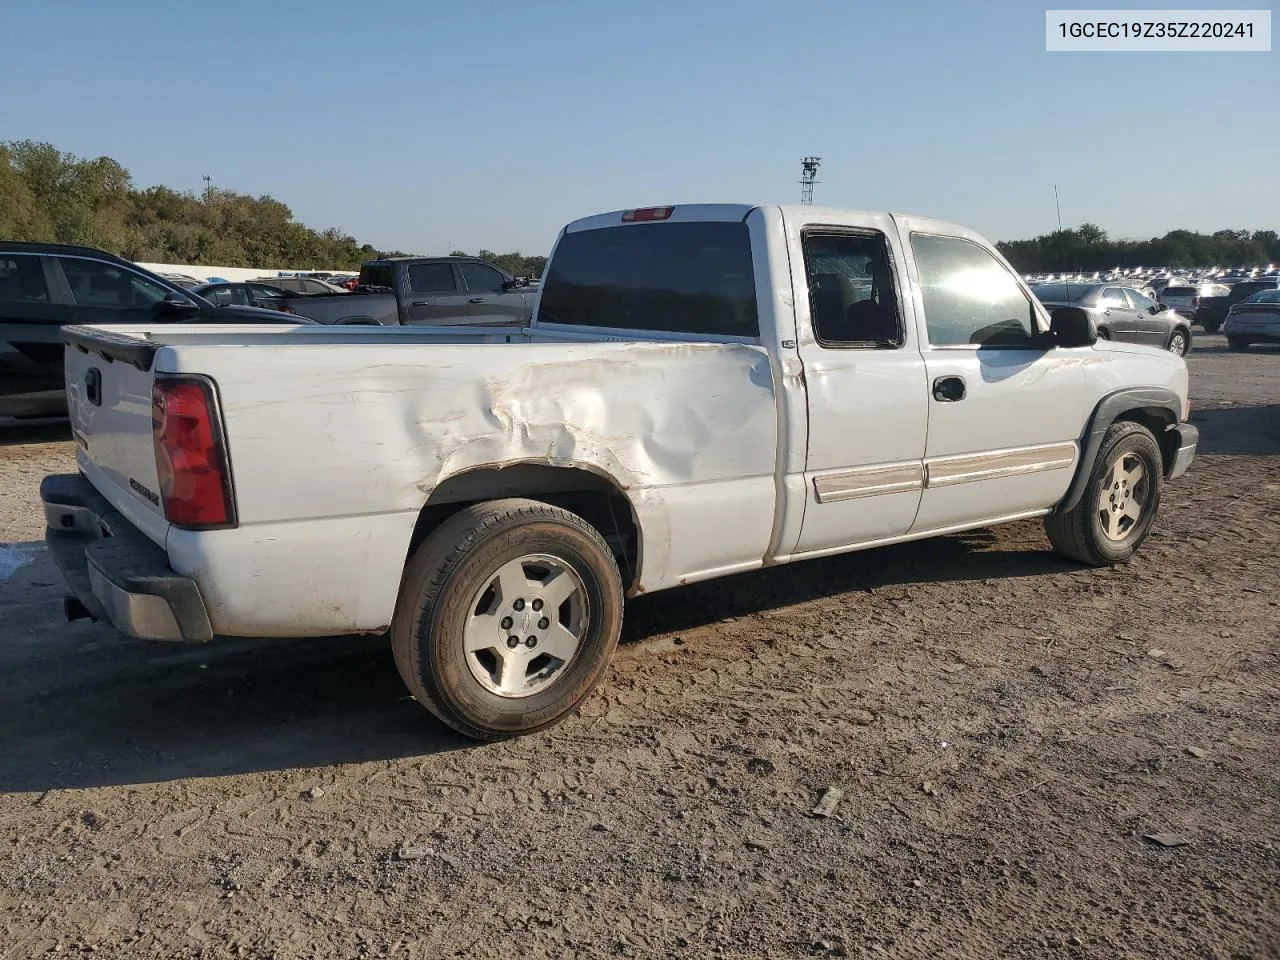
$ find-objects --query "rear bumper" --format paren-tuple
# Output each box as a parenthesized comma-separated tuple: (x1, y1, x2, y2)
(1223, 318, 1280, 343)
(1166, 423, 1198, 481)
(40, 473, 213, 642)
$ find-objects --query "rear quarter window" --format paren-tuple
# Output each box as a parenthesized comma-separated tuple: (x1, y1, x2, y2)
(536, 221, 759, 338)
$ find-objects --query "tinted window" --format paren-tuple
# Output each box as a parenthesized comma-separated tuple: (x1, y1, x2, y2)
(0, 257, 50, 302)
(408, 263, 457, 294)
(537, 221, 758, 338)
(910, 234, 1037, 346)
(1127, 288, 1157, 311)
(60, 258, 167, 309)
(249, 283, 288, 300)
(802, 231, 901, 346)
(1099, 287, 1128, 308)
(1028, 283, 1089, 303)
(459, 261, 505, 295)
(1243, 289, 1280, 304)
(360, 263, 394, 289)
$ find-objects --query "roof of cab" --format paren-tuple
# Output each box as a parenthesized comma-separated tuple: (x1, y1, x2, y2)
(560, 203, 975, 240)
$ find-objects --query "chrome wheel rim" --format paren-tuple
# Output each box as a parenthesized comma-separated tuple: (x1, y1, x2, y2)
(463, 553, 588, 698)
(1170, 333, 1187, 355)
(1098, 453, 1149, 542)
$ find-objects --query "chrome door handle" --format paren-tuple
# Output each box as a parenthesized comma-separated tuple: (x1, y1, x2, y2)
(468, 297, 486, 304)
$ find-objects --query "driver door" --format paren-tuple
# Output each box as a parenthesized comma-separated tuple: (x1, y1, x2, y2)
(53, 256, 166, 325)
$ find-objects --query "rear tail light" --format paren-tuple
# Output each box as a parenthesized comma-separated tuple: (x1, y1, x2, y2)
(152, 377, 236, 528)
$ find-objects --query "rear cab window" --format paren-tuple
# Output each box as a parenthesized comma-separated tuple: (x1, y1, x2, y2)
(536, 221, 759, 339)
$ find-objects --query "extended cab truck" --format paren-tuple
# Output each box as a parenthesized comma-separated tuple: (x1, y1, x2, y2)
(258, 256, 537, 326)
(41, 204, 1198, 741)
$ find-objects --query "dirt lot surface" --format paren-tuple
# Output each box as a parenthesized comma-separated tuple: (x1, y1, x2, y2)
(0, 335, 1276, 960)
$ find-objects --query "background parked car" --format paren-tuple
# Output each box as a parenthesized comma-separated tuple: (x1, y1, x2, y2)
(1223, 289, 1280, 351)
(1032, 282, 1191, 355)
(1197, 278, 1280, 332)
(190, 281, 300, 314)
(0, 243, 305, 418)
(253, 275, 350, 295)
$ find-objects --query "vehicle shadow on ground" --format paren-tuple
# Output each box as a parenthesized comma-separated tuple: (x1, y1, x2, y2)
(622, 526, 1075, 643)
(1190, 403, 1280, 456)
(0, 417, 71, 446)
(0, 526, 1075, 793)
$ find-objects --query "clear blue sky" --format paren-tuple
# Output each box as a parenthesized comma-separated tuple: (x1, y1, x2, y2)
(1, 0, 1275, 255)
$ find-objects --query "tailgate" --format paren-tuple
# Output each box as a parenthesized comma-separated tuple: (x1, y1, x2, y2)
(63, 328, 170, 546)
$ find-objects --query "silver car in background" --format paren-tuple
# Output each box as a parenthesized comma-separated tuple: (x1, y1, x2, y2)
(1032, 282, 1192, 356)
(1223, 289, 1280, 351)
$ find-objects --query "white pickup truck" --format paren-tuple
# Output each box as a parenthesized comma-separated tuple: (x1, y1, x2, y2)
(42, 203, 1198, 740)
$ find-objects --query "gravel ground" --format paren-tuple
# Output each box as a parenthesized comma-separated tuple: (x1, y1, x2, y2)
(0, 335, 1276, 959)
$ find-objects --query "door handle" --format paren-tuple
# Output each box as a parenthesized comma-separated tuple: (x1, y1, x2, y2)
(932, 375, 966, 402)
(468, 297, 486, 304)
(411, 300, 430, 307)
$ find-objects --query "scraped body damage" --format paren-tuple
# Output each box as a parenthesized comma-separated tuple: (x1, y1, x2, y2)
(157, 337, 779, 636)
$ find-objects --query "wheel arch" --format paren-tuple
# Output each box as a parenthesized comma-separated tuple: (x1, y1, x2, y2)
(404, 462, 643, 593)
(1056, 387, 1182, 514)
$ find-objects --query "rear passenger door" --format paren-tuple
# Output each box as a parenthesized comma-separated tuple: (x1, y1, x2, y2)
(790, 219, 929, 556)
(458, 261, 527, 325)
(403, 262, 472, 325)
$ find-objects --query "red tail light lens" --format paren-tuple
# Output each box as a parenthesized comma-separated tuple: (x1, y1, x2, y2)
(152, 377, 236, 528)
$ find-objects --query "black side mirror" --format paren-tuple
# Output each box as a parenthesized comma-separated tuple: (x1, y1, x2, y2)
(154, 291, 199, 314)
(1049, 306, 1097, 347)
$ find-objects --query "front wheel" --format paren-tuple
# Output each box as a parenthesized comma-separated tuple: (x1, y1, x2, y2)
(391, 498, 623, 740)
(1227, 336, 1250, 352)
(1096, 327, 1111, 340)
(1167, 329, 1189, 356)
(1045, 421, 1163, 566)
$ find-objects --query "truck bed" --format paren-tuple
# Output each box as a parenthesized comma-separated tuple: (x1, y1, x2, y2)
(61, 322, 778, 635)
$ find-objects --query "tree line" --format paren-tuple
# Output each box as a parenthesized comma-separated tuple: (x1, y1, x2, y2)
(0, 141, 546, 277)
(3, 141, 1273, 278)
(996, 223, 1280, 273)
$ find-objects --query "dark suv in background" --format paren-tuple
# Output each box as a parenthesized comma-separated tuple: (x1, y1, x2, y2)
(0, 242, 300, 418)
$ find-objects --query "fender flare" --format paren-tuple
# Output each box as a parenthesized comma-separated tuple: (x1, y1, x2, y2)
(1056, 386, 1182, 514)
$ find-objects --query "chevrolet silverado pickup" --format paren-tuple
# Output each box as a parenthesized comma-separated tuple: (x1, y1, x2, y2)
(41, 203, 1198, 741)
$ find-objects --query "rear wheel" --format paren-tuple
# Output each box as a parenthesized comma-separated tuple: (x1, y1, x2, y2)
(391, 498, 623, 740)
(1227, 336, 1250, 351)
(1200, 320, 1221, 333)
(1045, 422, 1163, 566)
(1167, 328, 1189, 356)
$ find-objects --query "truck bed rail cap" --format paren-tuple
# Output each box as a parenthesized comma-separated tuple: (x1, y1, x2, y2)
(61, 325, 158, 371)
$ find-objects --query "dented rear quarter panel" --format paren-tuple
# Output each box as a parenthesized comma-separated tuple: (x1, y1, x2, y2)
(156, 337, 780, 635)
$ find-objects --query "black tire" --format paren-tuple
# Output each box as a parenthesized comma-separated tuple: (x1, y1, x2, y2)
(1167, 327, 1190, 356)
(1096, 327, 1111, 340)
(1200, 321, 1221, 333)
(391, 498, 623, 741)
(1045, 421, 1163, 567)
(1227, 336, 1250, 352)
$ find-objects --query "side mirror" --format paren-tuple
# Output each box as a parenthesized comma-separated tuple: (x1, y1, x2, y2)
(501, 277, 527, 292)
(154, 291, 198, 314)
(1049, 306, 1097, 347)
